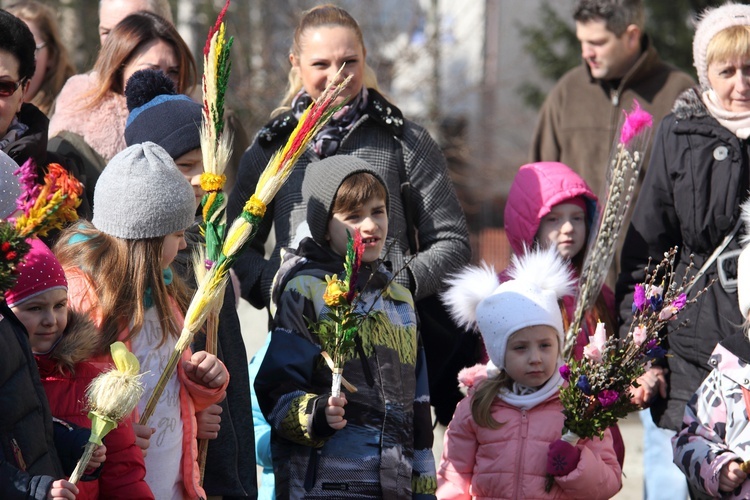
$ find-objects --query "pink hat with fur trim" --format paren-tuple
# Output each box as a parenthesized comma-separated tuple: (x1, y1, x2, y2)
(693, 2, 750, 90)
(5, 238, 67, 308)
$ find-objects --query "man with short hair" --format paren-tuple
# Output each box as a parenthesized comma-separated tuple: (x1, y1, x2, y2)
(530, 0, 694, 195)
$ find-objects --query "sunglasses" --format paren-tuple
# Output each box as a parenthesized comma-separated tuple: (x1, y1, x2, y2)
(0, 80, 22, 98)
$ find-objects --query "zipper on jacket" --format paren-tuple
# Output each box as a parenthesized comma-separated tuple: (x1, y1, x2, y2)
(11, 438, 27, 471)
(513, 410, 529, 498)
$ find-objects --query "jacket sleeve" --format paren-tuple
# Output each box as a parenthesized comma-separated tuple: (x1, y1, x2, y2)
(0, 461, 54, 500)
(401, 124, 471, 300)
(412, 343, 437, 499)
(97, 419, 154, 499)
(436, 397, 475, 500)
(226, 141, 277, 308)
(672, 370, 738, 497)
(178, 350, 229, 412)
(249, 334, 273, 471)
(616, 117, 682, 339)
(554, 428, 622, 499)
(529, 89, 562, 163)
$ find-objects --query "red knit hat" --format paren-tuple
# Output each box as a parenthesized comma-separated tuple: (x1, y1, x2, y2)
(5, 238, 67, 308)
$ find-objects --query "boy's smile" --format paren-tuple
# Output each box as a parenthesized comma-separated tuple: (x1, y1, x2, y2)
(327, 197, 388, 263)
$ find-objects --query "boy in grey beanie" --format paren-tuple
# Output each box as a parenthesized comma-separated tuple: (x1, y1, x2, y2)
(256, 155, 437, 499)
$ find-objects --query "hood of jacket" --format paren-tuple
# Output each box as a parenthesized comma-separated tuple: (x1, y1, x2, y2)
(34, 309, 101, 377)
(49, 72, 128, 162)
(504, 162, 597, 255)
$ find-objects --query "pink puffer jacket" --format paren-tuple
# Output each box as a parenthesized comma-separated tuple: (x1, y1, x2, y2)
(437, 365, 622, 499)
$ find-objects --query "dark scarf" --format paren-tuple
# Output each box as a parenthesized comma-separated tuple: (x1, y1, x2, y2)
(291, 86, 368, 158)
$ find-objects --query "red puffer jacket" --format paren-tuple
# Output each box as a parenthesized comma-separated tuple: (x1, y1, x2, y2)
(34, 311, 153, 500)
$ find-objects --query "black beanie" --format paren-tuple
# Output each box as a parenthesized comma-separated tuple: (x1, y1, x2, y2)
(124, 69, 202, 160)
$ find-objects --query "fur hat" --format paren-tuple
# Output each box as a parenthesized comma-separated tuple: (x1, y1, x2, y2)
(92, 142, 195, 239)
(124, 69, 202, 160)
(0, 151, 19, 219)
(442, 246, 575, 372)
(693, 2, 750, 90)
(5, 238, 67, 308)
(301, 156, 389, 246)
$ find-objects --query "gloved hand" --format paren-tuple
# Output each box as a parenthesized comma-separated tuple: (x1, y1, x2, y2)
(546, 439, 581, 476)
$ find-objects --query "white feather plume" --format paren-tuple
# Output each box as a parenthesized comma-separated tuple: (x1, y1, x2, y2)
(441, 262, 500, 331)
(507, 245, 577, 300)
(740, 196, 750, 247)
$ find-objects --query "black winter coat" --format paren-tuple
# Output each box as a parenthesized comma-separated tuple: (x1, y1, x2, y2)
(616, 88, 749, 431)
(0, 303, 63, 499)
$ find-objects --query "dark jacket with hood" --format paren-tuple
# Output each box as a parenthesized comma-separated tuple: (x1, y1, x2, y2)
(255, 238, 436, 499)
(616, 87, 749, 431)
(0, 302, 63, 499)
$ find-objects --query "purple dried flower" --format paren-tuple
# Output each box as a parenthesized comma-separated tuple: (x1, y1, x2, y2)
(559, 365, 571, 381)
(619, 100, 653, 146)
(673, 293, 687, 311)
(598, 389, 619, 407)
(633, 284, 646, 312)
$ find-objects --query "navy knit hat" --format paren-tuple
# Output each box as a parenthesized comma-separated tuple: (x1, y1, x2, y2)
(124, 69, 202, 160)
(301, 156, 389, 245)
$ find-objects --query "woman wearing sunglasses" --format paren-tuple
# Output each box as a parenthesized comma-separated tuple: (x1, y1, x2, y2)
(0, 8, 53, 170)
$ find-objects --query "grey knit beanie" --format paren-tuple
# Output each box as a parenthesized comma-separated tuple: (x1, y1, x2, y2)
(301, 156, 389, 245)
(693, 2, 750, 90)
(92, 142, 195, 239)
(0, 151, 19, 219)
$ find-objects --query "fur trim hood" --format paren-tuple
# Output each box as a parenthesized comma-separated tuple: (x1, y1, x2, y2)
(672, 87, 709, 121)
(35, 309, 101, 376)
(49, 73, 129, 162)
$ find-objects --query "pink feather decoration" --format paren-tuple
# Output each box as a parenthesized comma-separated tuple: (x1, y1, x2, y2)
(619, 100, 653, 146)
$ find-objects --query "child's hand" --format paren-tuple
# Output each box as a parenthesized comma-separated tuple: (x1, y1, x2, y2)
(133, 423, 154, 457)
(720, 461, 747, 492)
(48, 479, 79, 499)
(325, 394, 347, 430)
(84, 444, 106, 473)
(629, 366, 667, 407)
(183, 351, 228, 388)
(546, 439, 581, 476)
(196, 404, 223, 440)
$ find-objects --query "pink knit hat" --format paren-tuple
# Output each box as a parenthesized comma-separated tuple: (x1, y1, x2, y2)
(693, 2, 750, 90)
(5, 238, 67, 308)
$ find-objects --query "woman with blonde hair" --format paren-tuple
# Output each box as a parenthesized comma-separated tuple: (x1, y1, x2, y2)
(229, 3, 471, 430)
(5, 0, 75, 116)
(48, 11, 196, 205)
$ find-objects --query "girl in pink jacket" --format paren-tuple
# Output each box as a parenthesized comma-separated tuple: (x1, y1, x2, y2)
(438, 247, 622, 499)
(54, 143, 229, 500)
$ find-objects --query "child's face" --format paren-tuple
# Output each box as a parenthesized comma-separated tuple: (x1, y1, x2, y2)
(537, 203, 586, 260)
(161, 230, 187, 269)
(174, 149, 205, 208)
(504, 325, 559, 388)
(11, 288, 68, 353)
(327, 196, 388, 263)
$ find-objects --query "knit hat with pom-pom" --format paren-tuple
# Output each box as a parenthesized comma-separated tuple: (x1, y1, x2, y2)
(124, 69, 202, 160)
(693, 2, 750, 90)
(442, 245, 575, 372)
(5, 238, 67, 308)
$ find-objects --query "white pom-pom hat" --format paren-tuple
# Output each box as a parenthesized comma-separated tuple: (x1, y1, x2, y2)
(442, 245, 575, 372)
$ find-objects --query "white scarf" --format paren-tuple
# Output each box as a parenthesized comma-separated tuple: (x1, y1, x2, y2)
(488, 360, 564, 410)
(702, 89, 750, 139)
